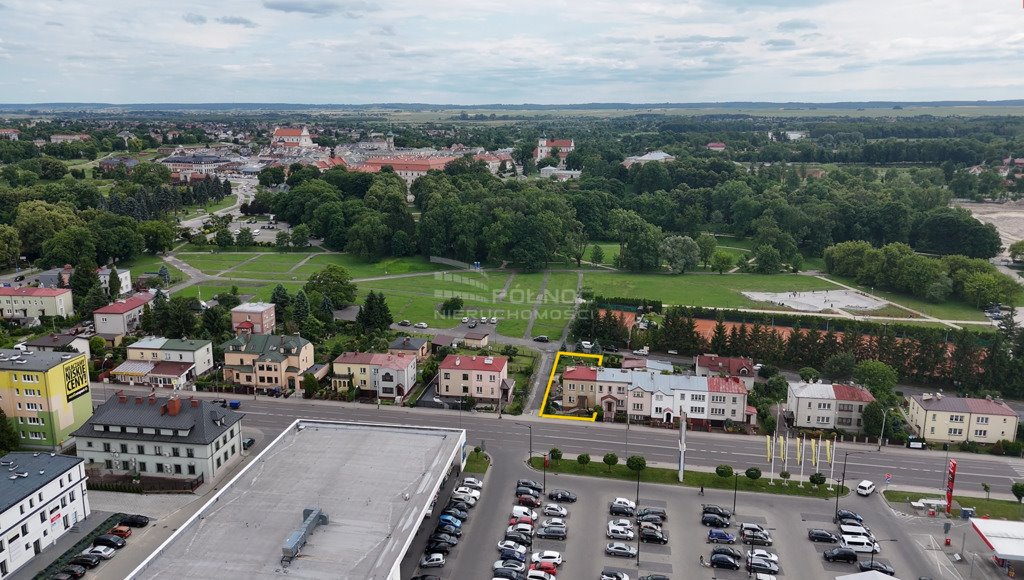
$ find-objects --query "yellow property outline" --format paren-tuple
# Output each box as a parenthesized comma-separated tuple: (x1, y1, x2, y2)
(539, 351, 604, 422)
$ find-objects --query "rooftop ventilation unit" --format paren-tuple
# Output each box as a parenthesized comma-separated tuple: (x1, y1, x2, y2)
(281, 507, 329, 566)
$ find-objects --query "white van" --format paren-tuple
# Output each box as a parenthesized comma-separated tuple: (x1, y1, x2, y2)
(856, 480, 876, 496)
(839, 524, 875, 542)
(511, 506, 538, 520)
(840, 534, 880, 554)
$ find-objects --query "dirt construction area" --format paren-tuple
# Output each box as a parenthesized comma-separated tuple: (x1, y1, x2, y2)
(743, 289, 886, 312)
(958, 200, 1024, 251)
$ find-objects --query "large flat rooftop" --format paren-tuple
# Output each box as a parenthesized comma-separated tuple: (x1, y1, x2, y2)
(130, 420, 464, 580)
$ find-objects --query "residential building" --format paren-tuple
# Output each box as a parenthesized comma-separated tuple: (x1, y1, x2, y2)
(538, 166, 582, 181)
(331, 352, 417, 401)
(359, 156, 459, 188)
(73, 392, 243, 484)
(908, 393, 1019, 444)
(0, 452, 89, 578)
(97, 267, 132, 296)
(438, 355, 512, 403)
(622, 151, 676, 168)
(230, 302, 276, 335)
(620, 358, 673, 372)
(24, 334, 91, 361)
(271, 127, 315, 148)
(49, 134, 91, 143)
(0, 128, 20, 141)
(696, 354, 756, 389)
(92, 293, 155, 340)
(221, 334, 316, 393)
(97, 157, 140, 174)
(127, 337, 214, 376)
(787, 382, 875, 432)
(388, 336, 429, 361)
(0, 350, 92, 449)
(533, 138, 575, 162)
(462, 331, 489, 348)
(37, 265, 130, 297)
(707, 376, 750, 425)
(160, 154, 230, 174)
(430, 335, 457, 354)
(0, 287, 73, 321)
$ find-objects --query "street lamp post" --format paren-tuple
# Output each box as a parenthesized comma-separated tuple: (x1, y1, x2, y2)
(635, 467, 642, 567)
(835, 451, 867, 521)
(877, 407, 891, 451)
(515, 422, 534, 461)
(732, 472, 739, 516)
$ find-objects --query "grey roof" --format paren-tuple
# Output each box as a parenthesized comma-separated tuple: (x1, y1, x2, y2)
(0, 349, 85, 372)
(72, 394, 243, 446)
(0, 452, 83, 513)
(389, 337, 427, 351)
(25, 334, 81, 348)
(220, 333, 310, 355)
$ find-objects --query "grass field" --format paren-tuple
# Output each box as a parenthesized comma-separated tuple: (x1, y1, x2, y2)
(178, 194, 237, 219)
(583, 242, 621, 266)
(175, 245, 325, 253)
(174, 282, 305, 302)
(290, 253, 444, 280)
(532, 272, 579, 339)
(465, 450, 490, 474)
(583, 271, 838, 308)
(120, 255, 184, 283)
(229, 254, 313, 278)
(823, 275, 989, 322)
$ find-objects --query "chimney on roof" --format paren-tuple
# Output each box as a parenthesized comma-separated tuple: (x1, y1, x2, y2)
(455, 357, 461, 366)
(117, 390, 127, 403)
(166, 397, 182, 416)
(190, 396, 199, 408)
(986, 395, 993, 401)
(135, 397, 143, 405)
(936, 393, 943, 400)
(922, 393, 932, 401)
(149, 393, 156, 405)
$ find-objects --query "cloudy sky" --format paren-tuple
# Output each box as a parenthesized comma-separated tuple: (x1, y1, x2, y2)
(0, 0, 1022, 104)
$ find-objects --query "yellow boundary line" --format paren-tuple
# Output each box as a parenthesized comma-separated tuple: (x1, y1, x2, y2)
(539, 351, 604, 422)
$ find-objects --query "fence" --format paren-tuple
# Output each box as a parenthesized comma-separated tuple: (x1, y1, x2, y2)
(86, 469, 204, 493)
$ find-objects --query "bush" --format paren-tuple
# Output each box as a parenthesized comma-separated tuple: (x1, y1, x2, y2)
(809, 472, 826, 486)
(716, 464, 734, 478)
(577, 453, 591, 466)
(745, 467, 762, 480)
(504, 401, 524, 415)
(549, 447, 562, 462)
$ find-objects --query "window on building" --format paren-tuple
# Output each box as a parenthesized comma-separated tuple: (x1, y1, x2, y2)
(950, 415, 964, 423)
(692, 394, 705, 402)
(632, 390, 643, 398)
(710, 408, 725, 416)
(139, 462, 147, 472)
(174, 465, 182, 474)
(690, 406, 705, 414)
(817, 402, 832, 410)
(136, 445, 144, 454)
(816, 416, 831, 424)
(568, 384, 576, 391)
(443, 373, 450, 380)
(186, 448, 194, 458)
(948, 428, 963, 436)
(188, 465, 196, 475)
(632, 403, 643, 411)
(119, 444, 127, 453)
(838, 404, 854, 412)
(974, 429, 987, 437)
(977, 416, 990, 425)
(462, 373, 468, 381)
(837, 417, 853, 426)
(156, 464, 164, 473)
(475, 386, 482, 394)
(710, 395, 726, 403)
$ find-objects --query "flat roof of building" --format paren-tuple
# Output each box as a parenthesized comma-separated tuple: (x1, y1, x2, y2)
(0, 452, 83, 513)
(130, 420, 465, 580)
(0, 349, 85, 372)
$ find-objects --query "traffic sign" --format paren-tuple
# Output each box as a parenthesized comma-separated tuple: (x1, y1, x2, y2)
(885, 473, 892, 482)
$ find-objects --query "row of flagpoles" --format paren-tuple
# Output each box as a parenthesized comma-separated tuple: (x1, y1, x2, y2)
(766, 434, 841, 486)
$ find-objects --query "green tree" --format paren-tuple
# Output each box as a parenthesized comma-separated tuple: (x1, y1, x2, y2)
(745, 467, 762, 480)
(290, 224, 311, 248)
(275, 230, 291, 249)
(292, 290, 310, 323)
(356, 291, 393, 332)
(301, 315, 325, 342)
(0, 409, 19, 454)
(861, 401, 886, 437)
(270, 284, 291, 320)
(41, 226, 96, 268)
(823, 352, 857, 381)
(752, 244, 783, 274)
(258, 166, 285, 186)
(810, 472, 826, 486)
(69, 258, 101, 309)
(302, 373, 321, 399)
(214, 228, 234, 248)
(590, 244, 605, 265)
(1010, 240, 1024, 263)
(716, 464, 734, 478)
(564, 221, 589, 267)
(696, 233, 718, 269)
(660, 235, 700, 274)
(549, 447, 562, 463)
(14, 200, 81, 260)
(982, 482, 991, 499)
(83, 286, 108, 314)
(138, 220, 176, 254)
(89, 336, 107, 359)
(0, 224, 21, 269)
(106, 266, 122, 298)
(139, 303, 156, 334)
(853, 360, 899, 405)
(158, 265, 171, 285)
(1011, 482, 1024, 503)
(304, 265, 357, 306)
(165, 296, 199, 338)
(626, 455, 647, 478)
(440, 297, 464, 316)
(710, 250, 734, 274)
(235, 227, 255, 247)
(603, 452, 619, 471)
(317, 295, 335, 323)
(799, 367, 820, 382)
(577, 453, 591, 467)
(201, 305, 230, 338)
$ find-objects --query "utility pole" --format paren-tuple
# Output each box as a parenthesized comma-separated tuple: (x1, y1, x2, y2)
(878, 407, 890, 451)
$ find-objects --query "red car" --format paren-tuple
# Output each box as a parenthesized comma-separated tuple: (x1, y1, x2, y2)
(108, 525, 132, 539)
(508, 516, 534, 526)
(530, 561, 558, 575)
(517, 494, 542, 507)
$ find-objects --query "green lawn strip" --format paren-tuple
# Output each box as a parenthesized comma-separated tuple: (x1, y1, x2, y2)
(292, 253, 443, 279)
(583, 272, 838, 308)
(583, 242, 621, 266)
(173, 284, 268, 301)
(120, 255, 184, 282)
(465, 450, 491, 474)
(176, 245, 325, 253)
(882, 490, 1021, 520)
(365, 289, 486, 329)
(530, 307, 572, 340)
(362, 272, 504, 303)
(715, 235, 755, 251)
(823, 275, 988, 321)
(528, 457, 845, 499)
(854, 304, 921, 319)
(230, 254, 313, 275)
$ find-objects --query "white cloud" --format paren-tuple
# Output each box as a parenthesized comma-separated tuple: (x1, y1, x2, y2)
(0, 0, 1020, 103)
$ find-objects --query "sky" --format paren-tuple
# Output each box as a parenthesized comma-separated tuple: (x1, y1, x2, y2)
(0, 0, 1022, 104)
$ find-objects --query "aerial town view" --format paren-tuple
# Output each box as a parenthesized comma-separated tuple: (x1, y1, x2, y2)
(2, 1, 1024, 579)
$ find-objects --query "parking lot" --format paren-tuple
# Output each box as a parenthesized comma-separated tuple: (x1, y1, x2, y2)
(410, 462, 946, 579)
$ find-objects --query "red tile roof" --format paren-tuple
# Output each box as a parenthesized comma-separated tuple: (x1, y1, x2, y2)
(332, 351, 414, 369)
(0, 287, 71, 298)
(439, 354, 507, 373)
(707, 142, 727, 150)
(149, 362, 195, 376)
(273, 128, 304, 137)
(708, 376, 747, 395)
(542, 139, 574, 148)
(362, 156, 458, 172)
(562, 366, 597, 381)
(831, 384, 875, 403)
(92, 293, 154, 315)
(697, 354, 754, 376)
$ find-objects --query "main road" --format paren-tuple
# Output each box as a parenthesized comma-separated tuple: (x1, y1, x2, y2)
(103, 384, 1024, 497)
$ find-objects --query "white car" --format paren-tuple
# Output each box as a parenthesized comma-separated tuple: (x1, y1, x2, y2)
(496, 540, 528, 556)
(856, 480, 876, 496)
(601, 572, 630, 580)
(581, 341, 593, 350)
(414, 322, 429, 329)
(463, 477, 484, 490)
(454, 486, 480, 500)
(490, 316, 498, 324)
(507, 523, 534, 536)
(83, 546, 115, 559)
(511, 507, 538, 520)
(543, 504, 567, 517)
(541, 518, 566, 528)
(747, 549, 780, 563)
(419, 553, 445, 568)
(451, 492, 477, 506)
(462, 317, 469, 323)
(611, 497, 636, 509)
(531, 550, 563, 566)
(527, 572, 556, 580)
(639, 521, 662, 532)
(608, 518, 634, 530)
(493, 559, 527, 573)
(754, 575, 777, 580)
(607, 525, 635, 540)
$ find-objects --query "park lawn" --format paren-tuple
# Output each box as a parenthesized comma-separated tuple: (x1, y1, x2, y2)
(498, 273, 551, 339)
(178, 194, 237, 219)
(177, 254, 252, 274)
(715, 235, 755, 251)
(530, 272, 580, 339)
(173, 283, 270, 301)
(291, 253, 444, 280)
(363, 271, 507, 302)
(230, 254, 313, 276)
(582, 272, 839, 308)
(120, 255, 184, 283)
(583, 242, 621, 266)
(176, 244, 324, 253)
(801, 253, 827, 271)
(529, 457, 845, 499)
(369, 289, 483, 329)
(883, 490, 1020, 520)
(823, 275, 989, 322)
(464, 450, 490, 474)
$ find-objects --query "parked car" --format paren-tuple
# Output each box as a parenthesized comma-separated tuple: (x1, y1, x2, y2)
(93, 535, 126, 549)
(515, 486, 541, 499)
(497, 540, 528, 555)
(809, 528, 840, 543)
(540, 518, 565, 528)
(605, 542, 637, 558)
(511, 506, 538, 520)
(68, 554, 102, 569)
(548, 489, 576, 502)
(434, 524, 461, 537)
(119, 514, 150, 527)
(712, 546, 742, 559)
(859, 560, 896, 575)
(608, 518, 634, 530)
(637, 513, 663, 525)
(463, 477, 484, 490)
(531, 550, 563, 566)
(493, 559, 528, 573)
(543, 504, 567, 517)
(536, 526, 567, 540)
(454, 486, 480, 501)
(710, 553, 741, 570)
(856, 480, 876, 496)
(746, 556, 780, 574)
(640, 528, 668, 544)
(708, 529, 737, 544)
(500, 548, 527, 562)
(517, 479, 543, 492)
(530, 561, 558, 575)
(452, 491, 478, 505)
(601, 571, 630, 580)
(425, 542, 451, 555)
(702, 513, 730, 527)
(637, 507, 667, 519)
(468, 320, 478, 328)
(82, 546, 115, 559)
(533, 335, 549, 343)
(442, 507, 468, 521)
(58, 566, 86, 579)
(108, 525, 132, 538)
(518, 494, 542, 508)
(419, 553, 445, 568)
(701, 504, 731, 518)
(504, 531, 533, 547)
(824, 547, 859, 563)
(611, 497, 636, 509)
(609, 504, 635, 516)
(639, 575, 670, 580)
(492, 570, 526, 580)
(414, 322, 428, 329)
(607, 525, 635, 540)
(428, 533, 457, 546)
(507, 523, 534, 536)
(461, 317, 470, 323)
(410, 576, 441, 580)
(438, 515, 462, 528)
(509, 516, 534, 527)
(490, 317, 498, 324)
(747, 549, 779, 563)
(743, 530, 773, 546)
(448, 500, 473, 512)
(242, 437, 256, 450)
(398, 320, 412, 326)
(834, 509, 863, 523)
